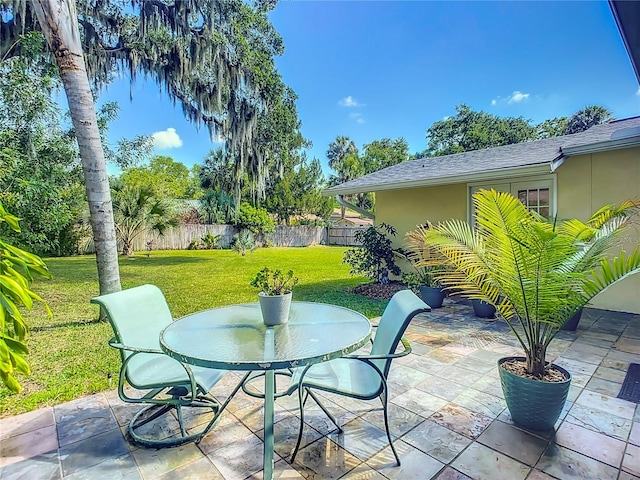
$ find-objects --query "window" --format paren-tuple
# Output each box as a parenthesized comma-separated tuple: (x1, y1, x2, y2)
(468, 175, 556, 224)
(517, 187, 550, 217)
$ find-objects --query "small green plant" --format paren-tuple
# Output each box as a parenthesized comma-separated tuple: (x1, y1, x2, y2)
(232, 229, 256, 256)
(0, 202, 52, 393)
(250, 267, 299, 295)
(201, 232, 221, 249)
(187, 238, 200, 250)
(343, 223, 401, 283)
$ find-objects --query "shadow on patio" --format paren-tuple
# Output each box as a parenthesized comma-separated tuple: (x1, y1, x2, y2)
(1, 301, 639, 480)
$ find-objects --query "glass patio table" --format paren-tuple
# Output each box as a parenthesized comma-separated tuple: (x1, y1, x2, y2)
(160, 301, 372, 480)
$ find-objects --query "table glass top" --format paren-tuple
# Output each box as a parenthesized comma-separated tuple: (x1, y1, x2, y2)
(160, 302, 372, 370)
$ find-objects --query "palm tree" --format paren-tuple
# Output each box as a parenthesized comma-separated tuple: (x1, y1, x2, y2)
(112, 185, 178, 256)
(327, 136, 361, 218)
(409, 189, 640, 377)
(565, 105, 613, 134)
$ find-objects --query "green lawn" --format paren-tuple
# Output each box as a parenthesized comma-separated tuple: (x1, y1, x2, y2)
(0, 246, 385, 417)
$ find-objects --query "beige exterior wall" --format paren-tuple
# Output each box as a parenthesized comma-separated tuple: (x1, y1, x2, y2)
(376, 183, 468, 249)
(557, 146, 640, 313)
(374, 145, 640, 313)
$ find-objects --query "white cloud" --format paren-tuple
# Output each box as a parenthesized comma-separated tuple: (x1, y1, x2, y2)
(507, 91, 530, 104)
(636, 87, 640, 96)
(339, 96, 362, 107)
(491, 99, 497, 106)
(151, 128, 183, 149)
(350, 112, 365, 124)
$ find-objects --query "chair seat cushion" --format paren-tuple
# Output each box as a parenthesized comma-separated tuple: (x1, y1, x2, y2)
(126, 353, 225, 392)
(292, 358, 383, 399)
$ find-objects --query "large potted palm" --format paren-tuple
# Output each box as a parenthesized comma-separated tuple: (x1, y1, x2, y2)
(415, 189, 640, 431)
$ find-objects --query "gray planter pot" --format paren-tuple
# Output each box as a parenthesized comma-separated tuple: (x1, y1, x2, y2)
(498, 356, 571, 431)
(419, 285, 446, 308)
(560, 308, 583, 331)
(258, 291, 292, 326)
(471, 299, 496, 318)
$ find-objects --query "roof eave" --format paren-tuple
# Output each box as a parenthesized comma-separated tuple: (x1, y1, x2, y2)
(323, 163, 552, 196)
(561, 135, 640, 157)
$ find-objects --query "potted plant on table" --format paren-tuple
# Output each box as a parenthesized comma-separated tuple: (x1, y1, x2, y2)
(251, 267, 299, 326)
(415, 189, 640, 431)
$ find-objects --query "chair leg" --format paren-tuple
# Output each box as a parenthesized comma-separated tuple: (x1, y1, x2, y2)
(307, 390, 341, 432)
(291, 385, 308, 462)
(381, 386, 401, 466)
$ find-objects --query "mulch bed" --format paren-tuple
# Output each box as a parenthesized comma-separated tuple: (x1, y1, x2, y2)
(349, 281, 408, 300)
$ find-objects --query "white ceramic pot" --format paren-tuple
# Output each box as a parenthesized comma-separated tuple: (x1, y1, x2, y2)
(258, 291, 292, 326)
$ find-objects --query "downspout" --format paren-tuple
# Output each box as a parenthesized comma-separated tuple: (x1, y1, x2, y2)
(336, 195, 375, 221)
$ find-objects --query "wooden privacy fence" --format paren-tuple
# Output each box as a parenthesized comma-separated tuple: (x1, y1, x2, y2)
(131, 224, 329, 251)
(83, 225, 367, 253)
(327, 226, 367, 246)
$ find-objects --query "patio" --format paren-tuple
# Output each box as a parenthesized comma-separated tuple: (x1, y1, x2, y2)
(1, 300, 639, 480)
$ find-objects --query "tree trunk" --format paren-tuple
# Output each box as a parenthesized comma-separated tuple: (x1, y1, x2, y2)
(526, 344, 547, 378)
(31, 0, 121, 294)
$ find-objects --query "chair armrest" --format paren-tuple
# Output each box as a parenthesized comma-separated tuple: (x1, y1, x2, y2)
(110, 338, 200, 404)
(108, 338, 164, 355)
(344, 336, 412, 361)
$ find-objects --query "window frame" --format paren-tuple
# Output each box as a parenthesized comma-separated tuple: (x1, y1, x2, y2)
(467, 174, 557, 225)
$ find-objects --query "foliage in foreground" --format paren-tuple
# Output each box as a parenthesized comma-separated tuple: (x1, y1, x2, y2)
(417, 189, 640, 377)
(0, 202, 51, 392)
(0, 247, 384, 416)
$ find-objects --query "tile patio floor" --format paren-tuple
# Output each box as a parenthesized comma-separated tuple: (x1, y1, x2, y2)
(1, 301, 639, 480)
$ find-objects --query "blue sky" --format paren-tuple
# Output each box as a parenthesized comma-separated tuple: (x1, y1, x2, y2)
(97, 1, 640, 176)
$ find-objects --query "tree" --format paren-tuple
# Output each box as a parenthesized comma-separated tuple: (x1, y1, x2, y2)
(120, 156, 193, 200)
(0, 33, 85, 256)
(200, 190, 235, 224)
(361, 137, 410, 173)
(264, 157, 333, 225)
(564, 105, 613, 134)
(327, 136, 363, 218)
(327, 135, 358, 172)
(2, 0, 287, 294)
(536, 117, 568, 139)
(425, 104, 536, 156)
(111, 184, 178, 256)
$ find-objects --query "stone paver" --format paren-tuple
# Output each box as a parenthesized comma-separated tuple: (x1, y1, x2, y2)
(0, 302, 638, 480)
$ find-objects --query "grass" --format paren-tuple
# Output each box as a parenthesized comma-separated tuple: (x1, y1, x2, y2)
(0, 246, 385, 417)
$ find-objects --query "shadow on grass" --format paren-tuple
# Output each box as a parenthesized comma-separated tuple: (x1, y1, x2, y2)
(293, 280, 388, 318)
(32, 317, 103, 331)
(119, 255, 212, 267)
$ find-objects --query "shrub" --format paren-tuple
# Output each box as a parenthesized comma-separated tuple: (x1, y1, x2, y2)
(201, 232, 221, 249)
(343, 223, 402, 283)
(235, 202, 275, 236)
(232, 229, 256, 256)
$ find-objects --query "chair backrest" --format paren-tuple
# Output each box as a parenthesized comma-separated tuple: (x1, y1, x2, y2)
(91, 284, 173, 361)
(370, 289, 430, 378)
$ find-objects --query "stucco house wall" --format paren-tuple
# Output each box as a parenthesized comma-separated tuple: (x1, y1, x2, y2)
(556, 146, 640, 313)
(375, 145, 640, 313)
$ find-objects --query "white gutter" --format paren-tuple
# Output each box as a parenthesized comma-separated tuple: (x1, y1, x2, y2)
(336, 195, 375, 220)
(561, 134, 640, 157)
